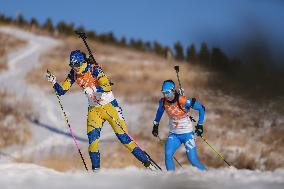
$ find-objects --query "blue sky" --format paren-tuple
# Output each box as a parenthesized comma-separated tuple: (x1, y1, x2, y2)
(1, 0, 284, 61)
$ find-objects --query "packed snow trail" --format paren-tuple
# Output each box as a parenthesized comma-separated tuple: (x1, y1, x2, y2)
(0, 163, 284, 189)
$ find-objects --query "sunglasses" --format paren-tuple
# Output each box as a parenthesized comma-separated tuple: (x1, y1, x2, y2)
(71, 61, 85, 68)
(162, 89, 174, 96)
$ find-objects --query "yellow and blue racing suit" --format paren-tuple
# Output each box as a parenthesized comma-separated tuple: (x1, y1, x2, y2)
(53, 63, 149, 170)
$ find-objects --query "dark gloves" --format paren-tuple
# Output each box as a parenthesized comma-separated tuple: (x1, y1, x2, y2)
(152, 121, 159, 137)
(195, 124, 203, 137)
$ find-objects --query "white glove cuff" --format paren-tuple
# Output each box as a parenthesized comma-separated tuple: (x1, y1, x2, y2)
(153, 121, 159, 125)
(51, 80, 56, 85)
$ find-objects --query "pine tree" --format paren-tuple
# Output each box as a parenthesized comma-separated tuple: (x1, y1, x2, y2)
(56, 21, 73, 35)
(0, 13, 12, 24)
(186, 44, 198, 63)
(199, 42, 210, 64)
(98, 33, 108, 43)
(43, 18, 54, 33)
(65, 23, 75, 35)
(133, 39, 145, 51)
(76, 25, 86, 33)
(211, 47, 229, 69)
(16, 13, 26, 26)
(144, 41, 152, 52)
(106, 32, 116, 44)
(87, 31, 96, 39)
(119, 37, 127, 47)
(153, 41, 165, 56)
(211, 47, 221, 67)
(174, 41, 184, 61)
(30, 18, 39, 28)
(56, 21, 66, 34)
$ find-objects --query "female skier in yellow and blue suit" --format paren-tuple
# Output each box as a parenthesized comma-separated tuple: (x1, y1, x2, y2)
(46, 50, 151, 170)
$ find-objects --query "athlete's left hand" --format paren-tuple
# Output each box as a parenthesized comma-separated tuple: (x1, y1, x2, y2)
(46, 70, 56, 85)
(195, 124, 203, 137)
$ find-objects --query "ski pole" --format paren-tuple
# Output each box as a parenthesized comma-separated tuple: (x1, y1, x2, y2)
(157, 136, 183, 168)
(200, 135, 231, 167)
(75, 31, 114, 86)
(96, 101, 162, 171)
(189, 115, 231, 167)
(53, 91, 89, 171)
(75, 31, 97, 65)
(174, 65, 182, 90)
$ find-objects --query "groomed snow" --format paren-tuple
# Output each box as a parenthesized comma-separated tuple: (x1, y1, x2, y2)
(0, 163, 283, 189)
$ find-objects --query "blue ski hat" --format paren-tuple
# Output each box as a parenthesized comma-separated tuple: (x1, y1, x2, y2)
(161, 80, 175, 92)
(69, 50, 86, 67)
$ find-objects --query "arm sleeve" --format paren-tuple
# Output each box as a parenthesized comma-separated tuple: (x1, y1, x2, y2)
(185, 98, 205, 125)
(53, 70, 75, 96)
(92, 65, 112, 92)
(154, 99, 165, 123)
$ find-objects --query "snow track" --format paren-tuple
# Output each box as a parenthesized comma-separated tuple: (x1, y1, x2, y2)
(0, 163, 283, 189)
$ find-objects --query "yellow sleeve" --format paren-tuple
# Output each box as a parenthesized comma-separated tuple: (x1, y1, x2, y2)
(61, 76, 73, 91)
(93, 66, 112, 92)
(97, 74, 112, 92)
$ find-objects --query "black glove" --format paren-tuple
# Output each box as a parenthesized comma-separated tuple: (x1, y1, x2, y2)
(152, 121, 159, 137)
(195, 124, 203, 136)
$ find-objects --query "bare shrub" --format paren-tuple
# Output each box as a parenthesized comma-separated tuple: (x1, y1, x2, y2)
(0, 91, 33, 148)
(0, 33, 26, 72)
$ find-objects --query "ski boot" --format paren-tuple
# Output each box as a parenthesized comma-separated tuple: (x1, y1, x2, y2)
(92, 167, 100, 173)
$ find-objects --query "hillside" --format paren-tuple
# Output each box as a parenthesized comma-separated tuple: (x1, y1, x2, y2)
(0, 24, 282, 176)
(23, 29, 284, 171)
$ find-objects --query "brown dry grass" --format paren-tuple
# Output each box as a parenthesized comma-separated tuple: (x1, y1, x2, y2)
(0, 91, 33, 148)
(0, 48, 6, 70)
(0, 32, 26, 71)
(15, 153, 91, 172)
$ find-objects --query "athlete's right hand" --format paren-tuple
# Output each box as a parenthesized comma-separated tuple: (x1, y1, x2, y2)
(195, 124, 203, 137)
(46, 70, 56, 85)
(152, 121, 159, 137)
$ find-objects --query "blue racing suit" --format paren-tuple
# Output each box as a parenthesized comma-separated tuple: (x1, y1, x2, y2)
(154, 94, 206, 171)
